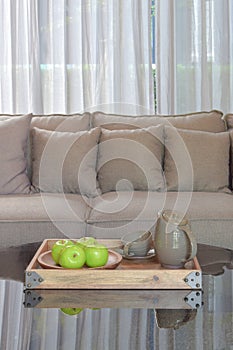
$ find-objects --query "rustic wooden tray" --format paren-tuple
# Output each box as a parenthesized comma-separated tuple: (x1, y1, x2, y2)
(25, 239, 202, 290)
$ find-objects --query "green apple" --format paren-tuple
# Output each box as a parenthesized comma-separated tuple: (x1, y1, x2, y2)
(85, 243, 109, 268)
(51, 239, 74, 264)
(76, 236, 96, 249)
(59, 245, 86, 269)
(60, 307, 83, 316)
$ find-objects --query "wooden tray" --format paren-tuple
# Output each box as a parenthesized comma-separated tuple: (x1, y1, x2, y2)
(25, 239, 202, 290)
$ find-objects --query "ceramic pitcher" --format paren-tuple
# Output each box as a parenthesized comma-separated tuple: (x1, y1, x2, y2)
(154, 210, 197, 268)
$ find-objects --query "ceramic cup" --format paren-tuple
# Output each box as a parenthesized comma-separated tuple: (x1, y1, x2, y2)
(121, 231, 153, 257)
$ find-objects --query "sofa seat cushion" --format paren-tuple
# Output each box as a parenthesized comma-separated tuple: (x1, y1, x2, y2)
(0, 193, 90, 247)
(87, 191, 233, 249)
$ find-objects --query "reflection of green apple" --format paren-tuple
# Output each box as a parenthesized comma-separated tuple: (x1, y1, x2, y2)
(60, 307, 100, 316)
(59, 245, 86, 269)
(85, 244, 109, 268)
(60, 307, 83, 316)
(51, 239, 74, 264)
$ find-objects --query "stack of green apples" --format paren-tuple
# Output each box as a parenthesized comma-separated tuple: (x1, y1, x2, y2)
(51, 237, 109, 269)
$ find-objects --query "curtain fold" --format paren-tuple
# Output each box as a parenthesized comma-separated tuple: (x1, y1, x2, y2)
(0, 0, 154, 115)
(156, 0, 233, 115)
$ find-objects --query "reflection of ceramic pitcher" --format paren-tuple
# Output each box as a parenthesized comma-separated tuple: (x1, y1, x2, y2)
(154, 210, 197, 269)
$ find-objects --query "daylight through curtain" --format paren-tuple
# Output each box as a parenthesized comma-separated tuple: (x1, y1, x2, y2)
(0, 0, 154, 115)
(156, 0, 233, 115)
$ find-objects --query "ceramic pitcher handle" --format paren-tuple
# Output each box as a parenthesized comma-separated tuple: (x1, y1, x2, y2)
(182, 225, 197, 261)
(123, 242, 134, 257)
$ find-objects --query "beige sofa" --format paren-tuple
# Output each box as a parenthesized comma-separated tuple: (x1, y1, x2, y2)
(1, 110, 233, 249)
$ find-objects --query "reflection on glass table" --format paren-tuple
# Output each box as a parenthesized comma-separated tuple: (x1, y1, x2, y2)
(0, 242, 232, 350)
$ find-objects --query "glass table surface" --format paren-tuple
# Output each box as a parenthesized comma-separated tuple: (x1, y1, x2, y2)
(0, 242, 232, 350)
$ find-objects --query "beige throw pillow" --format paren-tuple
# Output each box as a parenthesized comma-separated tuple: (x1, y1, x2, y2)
(0, 114, 32, 194)
(28, 113, 91, 179)
(164, 126, 230, 192)
(31, 127, 101, 196)
(97, 125, 165, 193)
(92, 110, 225, 132)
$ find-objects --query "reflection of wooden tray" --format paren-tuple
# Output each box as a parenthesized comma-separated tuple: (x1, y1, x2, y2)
(24, 289, 202, 310)
(25, 239, 202, 290)
(38, 250, 122, 270)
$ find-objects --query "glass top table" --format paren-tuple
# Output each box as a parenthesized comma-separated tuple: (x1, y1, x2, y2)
(0, 242, 232, 350)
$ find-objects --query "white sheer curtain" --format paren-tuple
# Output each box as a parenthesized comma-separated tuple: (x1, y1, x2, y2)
(0, 0, 154, 115)
(156, 0, 233, 115)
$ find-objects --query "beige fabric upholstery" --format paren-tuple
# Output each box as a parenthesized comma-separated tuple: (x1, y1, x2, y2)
(0, 193, 90, 247)
(31, 112, 91, 131)
(27, 113, 91, 178)
(0, 114, 32, 194)
(92, 110, 226, 132)
(31, 127, 101, 196)
(164, 127, 230, 192)
(228, 130, 233, 188)
(97, 126, 165, 192)
(87, 191, 233, 249)
(223, 113, 233, 129)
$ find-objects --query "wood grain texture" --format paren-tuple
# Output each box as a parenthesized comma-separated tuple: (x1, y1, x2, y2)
(25, 239, 202, 290)
(26, 289, 196, 309)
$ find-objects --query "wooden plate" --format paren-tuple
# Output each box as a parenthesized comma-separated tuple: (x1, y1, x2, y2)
(37, 249, 122, 270)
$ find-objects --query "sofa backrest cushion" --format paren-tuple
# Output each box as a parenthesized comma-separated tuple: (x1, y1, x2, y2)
(164, 126, 230, 192)
(227, 129, 233, 188)
(31, 113, 91, 131)
(0, 114, 32, 194)
(97, 125, 165, 193)
(31, 126, 101, 197)
(92, 110, 226, 133)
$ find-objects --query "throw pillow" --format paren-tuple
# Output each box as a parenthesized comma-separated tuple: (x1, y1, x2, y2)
(164, 126, 230, 192)
(31, 127, 101, 196)
(28, 113, 91, 179)
(0, 114, 32, 194)
(97, 125, 165, 193)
